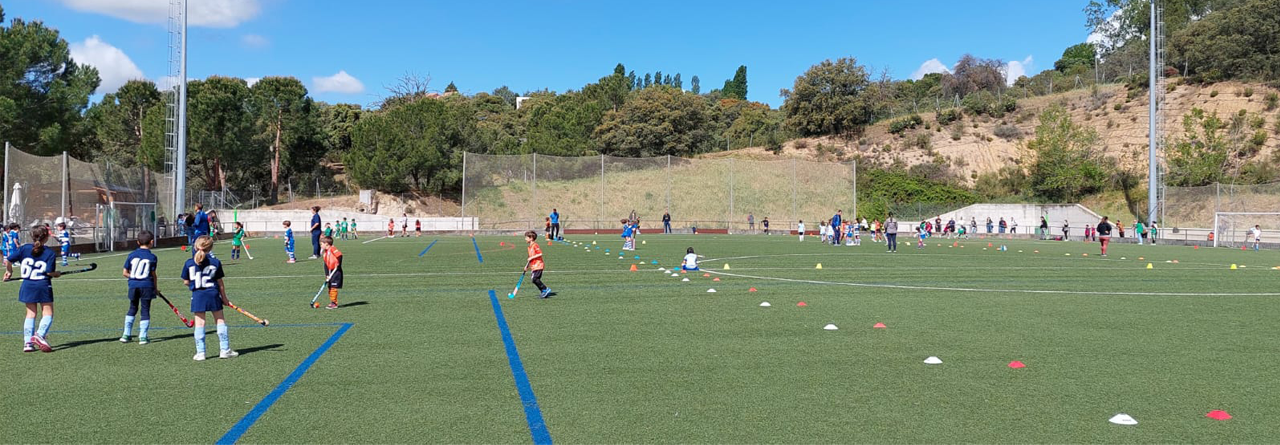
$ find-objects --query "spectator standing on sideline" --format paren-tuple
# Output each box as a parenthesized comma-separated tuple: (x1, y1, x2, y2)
(1097, 216, 1113, 256)
(748, 213, 755, 232)
(830, 210, 843, 245)
(762, 217, 770, 235)
(1010, 217, 1018, 234)
(549, 209, 561, 240)
(1149, 221, 1159, 244)
(986, 217, 994, 234)
(1062, 219, 1070, 241)
(309, 206, 322, 258)
(970, 218, 978, 238)
(934, 216, 942, 236)
(998, 217, 1007, 234)
(884, 213, 899, 252)
(1040, 216, 1050, 240)
(662, 212, 671, 234)
(1134, 219, 1145, 245)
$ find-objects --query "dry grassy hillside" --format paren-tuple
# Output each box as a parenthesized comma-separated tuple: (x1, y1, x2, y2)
(716, 81, 1280, 185)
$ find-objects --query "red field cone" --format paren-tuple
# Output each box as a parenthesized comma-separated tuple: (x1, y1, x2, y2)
(1206, 410, 1232, 420)
(629, 264, 638, 272)
(952, 242, 958, 247)
(748, 287, 757, 292)
(703, 273, 711, 277)
(681, 269, 687, 274)
(1008, 361, 1026, 369)
(712, 277, 720, 282)
(988, 242, 993, 247)
(873, 322, 886, 329)
(180, 245, 187, 251)
(1242, 245, 1248, 251)
(500, 241, 505, 246)
(1193, 245, 1199, 250)
(797, 302, 807, 307)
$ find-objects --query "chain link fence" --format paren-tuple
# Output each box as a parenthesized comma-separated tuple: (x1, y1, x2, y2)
(1162, 182, 1280, 244)
(461, 153, 855, 232)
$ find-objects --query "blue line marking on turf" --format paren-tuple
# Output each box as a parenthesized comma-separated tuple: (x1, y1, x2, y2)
(472, 237, 484, 263)
(418, 239, 439, 257)
(488, 290, 552, 445)
(216, 322, 354, 445)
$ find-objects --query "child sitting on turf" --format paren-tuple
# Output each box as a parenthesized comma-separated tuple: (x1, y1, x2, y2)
(283, 221, 296, 263)
(120, 230, 159, 344)
(681, 247, 701, 271)
(524, 230, 552, 298)
(319, 236, 343, 309)
(230, 222, 246, 260)
(183, 235, 235, 360)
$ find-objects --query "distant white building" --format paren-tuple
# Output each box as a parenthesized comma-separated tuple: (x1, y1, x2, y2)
(515, 96, 532, 109)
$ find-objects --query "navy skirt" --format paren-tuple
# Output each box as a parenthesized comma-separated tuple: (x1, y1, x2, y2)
(190, 290, 223, 313)
(18, 283, 54, 304)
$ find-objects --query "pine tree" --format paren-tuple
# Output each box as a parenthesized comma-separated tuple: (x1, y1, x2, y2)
(663, 74, 672, 86)
(673, 73, 682, 89)
(691, 75, 701, 94)
(643, 73, 652, 88)
(444, 81, 458, 93)
(614, 63, 626, 76)
(655, 71, 663, 86)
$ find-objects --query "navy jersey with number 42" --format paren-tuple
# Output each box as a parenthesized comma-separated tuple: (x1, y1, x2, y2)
(181, 257, 224, 297)
(124, 248, 159, 289)
(7, 244, 58, 292)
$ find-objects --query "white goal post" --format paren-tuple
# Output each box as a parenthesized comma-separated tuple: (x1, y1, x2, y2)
(1213, 212, 1280, 248)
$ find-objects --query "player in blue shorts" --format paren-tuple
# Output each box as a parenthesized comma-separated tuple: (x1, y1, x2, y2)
(621, 219, 635, 251)
(56, 222, 71, 266)
(283, 220, 296, 263)
(681, 247, 701, 271)
(120, 231, 159, 344)
(5, 226, 61, 352)
(182, 235, 236, 360)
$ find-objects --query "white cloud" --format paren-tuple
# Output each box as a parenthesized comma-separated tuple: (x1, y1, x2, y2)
(246, 77, 261, 87)
(911, 58, 951, 80)
(241, 34, 269, 49)
(56, 0, 261, 28)
(312, 71, 365, 94)
(1004, 56, 1034, 86)
(69, 36, 144, 94)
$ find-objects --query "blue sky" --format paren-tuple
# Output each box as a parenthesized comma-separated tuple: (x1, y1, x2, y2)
(9, 0, 1097, 107)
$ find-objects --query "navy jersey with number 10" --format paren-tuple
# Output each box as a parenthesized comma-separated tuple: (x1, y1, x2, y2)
(124, 248, 159, 289)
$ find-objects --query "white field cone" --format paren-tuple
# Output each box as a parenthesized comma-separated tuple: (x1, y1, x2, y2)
(706, 288, 717, 293)
(923, 356, 943, 365)
(759, 302, 771, 307)
(823, 323, 838, 330)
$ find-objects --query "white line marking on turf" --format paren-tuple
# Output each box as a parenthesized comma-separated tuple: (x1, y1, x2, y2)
(705, 270, 1280, 297)
(362, 235, 391, 244)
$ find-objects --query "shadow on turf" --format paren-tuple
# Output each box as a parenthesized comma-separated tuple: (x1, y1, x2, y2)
(236, 343, 284, 356)
(338, 301, 368, 308)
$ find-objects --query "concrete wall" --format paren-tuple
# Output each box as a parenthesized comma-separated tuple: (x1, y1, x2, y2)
(211, 209, 476, 235)
(928, 203, 1103, 237)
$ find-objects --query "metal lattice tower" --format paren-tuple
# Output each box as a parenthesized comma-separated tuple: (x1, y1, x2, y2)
(164, 0, 188, 218)
(1147, 0, 1166, 224)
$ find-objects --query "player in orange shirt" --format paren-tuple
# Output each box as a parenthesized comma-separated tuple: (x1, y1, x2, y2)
(524, 230, 553, 298)
(319, 235, 343, 309)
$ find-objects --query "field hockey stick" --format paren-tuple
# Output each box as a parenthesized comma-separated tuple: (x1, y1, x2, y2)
(241, 242, 254, 260)
(508, 270, 527, 298)
(309, 268, 339, 307)
(155, 291, 195, 327)
(226, 301, 269, 326)
(3, 263, 97, 282)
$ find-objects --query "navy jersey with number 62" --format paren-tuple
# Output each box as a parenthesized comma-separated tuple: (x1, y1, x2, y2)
(124, 248, 158, 289)
(181, 257, 224, 298)
(6, 244, 58, 292)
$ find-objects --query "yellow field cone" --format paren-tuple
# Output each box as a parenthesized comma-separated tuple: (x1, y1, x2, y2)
(723, 264, 731, 270)
(1230, 264, 1238, 270)
(592, 241, 597, 245)
(642, 240, 646, 245)
(815, 263, 823, 269)
(1146, 263, 1153, 269)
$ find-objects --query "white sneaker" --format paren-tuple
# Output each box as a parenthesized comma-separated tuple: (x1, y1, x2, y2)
(193, 352, 206, 361)
(219, 349, 239, 359)
(308, 255, 318, 259)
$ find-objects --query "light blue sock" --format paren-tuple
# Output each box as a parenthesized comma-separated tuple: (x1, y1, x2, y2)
(123, 315, 135, 337)
(194, 327, 206, 354)
(23, 317, 35, 340)
(36, 315, 52, 338)
(216, 323, 229, 351)
(139, 320, 151, 338)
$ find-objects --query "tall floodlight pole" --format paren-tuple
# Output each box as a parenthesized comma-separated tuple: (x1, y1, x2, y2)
(1147, 1, 1158, 224)
(174, 0, 189, 215)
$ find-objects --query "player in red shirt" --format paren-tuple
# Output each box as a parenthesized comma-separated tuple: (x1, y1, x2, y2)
(524, 230, 552, 298)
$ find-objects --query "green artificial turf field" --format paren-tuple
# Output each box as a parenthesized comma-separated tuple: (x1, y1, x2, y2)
(2, 233, 1279, 443)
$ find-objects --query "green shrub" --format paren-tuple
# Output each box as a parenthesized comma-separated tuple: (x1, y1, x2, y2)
(911, 133, 932, 151)
(935, 108, 961, 125)
(1252, 129, 1268, 147)
(1113, 103, 1123, 111)
(1244, 88, 1254, 98)
(962, 91, 996, 116)
(1250, 115, 1266, 129)
(888, 114, 924, 135)
(1265, 92, 1278, 111)
(993, 124, 1021, 140)
(1210, 90, 1219, 97)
